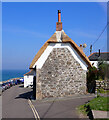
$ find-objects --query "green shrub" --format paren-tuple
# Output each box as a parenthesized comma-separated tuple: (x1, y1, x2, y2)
(97, 62, 109, 80)
(87, 66, 98, 93)
(87, 62, 109, 93)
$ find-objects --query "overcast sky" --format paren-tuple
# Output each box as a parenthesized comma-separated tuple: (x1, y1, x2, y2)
(2, 2, 107, 70)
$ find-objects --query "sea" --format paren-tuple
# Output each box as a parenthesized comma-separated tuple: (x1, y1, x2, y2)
(0, 70, 29, 82)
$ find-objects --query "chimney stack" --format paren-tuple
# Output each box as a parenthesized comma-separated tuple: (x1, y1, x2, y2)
(56, 10, 62, 31)
(80, 44, 83, 51)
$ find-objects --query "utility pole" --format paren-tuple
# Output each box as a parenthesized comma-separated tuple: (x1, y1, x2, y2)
(90, 45, 92, 55)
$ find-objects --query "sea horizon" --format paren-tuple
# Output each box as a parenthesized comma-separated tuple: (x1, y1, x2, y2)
(0, 69, 29, 82)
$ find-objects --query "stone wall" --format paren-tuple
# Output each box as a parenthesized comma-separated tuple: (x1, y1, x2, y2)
(95, 80, 109, 93)
(37, 48, 87, 99)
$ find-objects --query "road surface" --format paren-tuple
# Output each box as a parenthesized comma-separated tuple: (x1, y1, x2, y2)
(32, 94, 95, 118)
(2, 84, 34, 118)
(2, 84, 95, 119)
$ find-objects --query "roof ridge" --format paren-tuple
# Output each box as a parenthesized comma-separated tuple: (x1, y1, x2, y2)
(29, 31, 92, 69)
(88, 52, 96, 58)
(88, 52, 109, 58)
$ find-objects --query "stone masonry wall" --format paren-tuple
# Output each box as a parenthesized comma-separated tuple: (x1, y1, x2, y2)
(37, 48, 87, 99)
(95, 80, 109, 93)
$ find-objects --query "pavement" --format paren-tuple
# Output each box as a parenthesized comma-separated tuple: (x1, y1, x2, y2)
(92, 110, 109, 119)
(2, 84, 95, 119)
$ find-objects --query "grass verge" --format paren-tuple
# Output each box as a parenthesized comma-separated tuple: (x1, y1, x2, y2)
(79, 96, 109, 111)
(88, 96, 109, 111)
(78, 96, 109, 118)
(77, 104, 88, 117)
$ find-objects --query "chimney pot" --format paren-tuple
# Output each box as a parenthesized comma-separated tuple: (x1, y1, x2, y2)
(56, 10, 62, 31)
(58, 10, 61, 22)
(58, 10, 61, 13)
(80, 44, 82, 47)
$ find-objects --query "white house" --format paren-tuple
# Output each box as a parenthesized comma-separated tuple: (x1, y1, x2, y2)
(24, 70, 35, 88)
(88, 52, 109, 68)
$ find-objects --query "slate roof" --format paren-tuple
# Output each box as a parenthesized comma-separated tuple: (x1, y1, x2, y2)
(24, 70, 34, 76)
(88, 52, 109, 61)
(29, 31, 92, 69)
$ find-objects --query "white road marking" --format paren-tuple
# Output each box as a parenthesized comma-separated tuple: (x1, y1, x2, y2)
(28, 99, 40, 120)
(28, 99, 37, 120)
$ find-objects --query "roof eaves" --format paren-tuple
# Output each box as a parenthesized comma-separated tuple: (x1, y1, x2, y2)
(30, 31, 92, 69)
(62, 32, 92, 68)
(24, 70, 32, 76)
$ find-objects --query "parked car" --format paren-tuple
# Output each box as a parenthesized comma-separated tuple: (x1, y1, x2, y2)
(16, 79, 22, 84)
(0, 84, 2, 94)
(2, 86, 5, 92)
(1, 83, 5, 92)
(6, 82, 10, 89)
(19, 78, 24, 84)
(11, 80, 16, 86)
(2, 83, 7, 90)
(8, 82, 13, 87)
(15, 80, 18, 85)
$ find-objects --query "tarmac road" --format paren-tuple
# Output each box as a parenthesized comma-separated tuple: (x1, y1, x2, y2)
(2, 84, 34, 118)
(32, 94, 95, 119)
(0, 96, 2, 119)
(2, 84, 95, 119)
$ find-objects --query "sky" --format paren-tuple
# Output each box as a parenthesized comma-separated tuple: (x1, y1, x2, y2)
(2, 2, 107, 70)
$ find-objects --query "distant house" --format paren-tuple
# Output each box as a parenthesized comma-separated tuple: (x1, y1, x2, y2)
(24, 70, 35, 88)
(88, 52, 109, 68)
(24, 10, 92, 100)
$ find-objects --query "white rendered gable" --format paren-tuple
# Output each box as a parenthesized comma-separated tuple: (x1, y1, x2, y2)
(56, 30, 64, 42)
(33, 43, 88, 71)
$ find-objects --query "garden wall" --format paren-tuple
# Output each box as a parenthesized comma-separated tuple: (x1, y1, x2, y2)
(95, 80, 109, 92)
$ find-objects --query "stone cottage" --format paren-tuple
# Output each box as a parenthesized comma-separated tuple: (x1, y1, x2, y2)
(26, 10, 92, 100)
